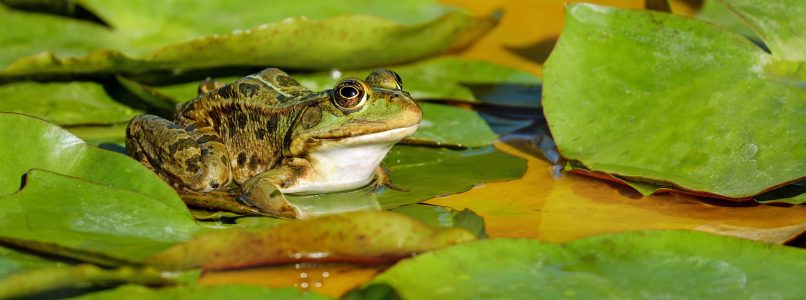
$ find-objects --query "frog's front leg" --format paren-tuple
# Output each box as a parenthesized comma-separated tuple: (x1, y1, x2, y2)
(374, 165, 407, 192)
(126, 115, 231, 192)
(238, 159, 310, 219)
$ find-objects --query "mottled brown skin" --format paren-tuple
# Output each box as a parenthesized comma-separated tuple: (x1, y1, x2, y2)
(126, 68, 421, 218)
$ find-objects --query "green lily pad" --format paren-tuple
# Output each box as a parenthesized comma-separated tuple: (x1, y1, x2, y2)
(0, 245, 71, 279)
(148, 211, 476, 271)
(120, 76, 500, 148)
(65, 123, 128, 147)
(74, 284, 331, 300)
(0, 81, 139, 126)
(358, 231, 806, 299)
(543, 3, 805, 200)
(0, 170, 198, 265)
(1, 0, 494, 76)
(0, 113, 180, 204)
(408, 102, 498, 148)
(378, 145, 526, 209)
(294, 57, 541, 106)
(697, 0, 761, 43)
(719, 0, 805, 62)
(0, 264, 175, 299)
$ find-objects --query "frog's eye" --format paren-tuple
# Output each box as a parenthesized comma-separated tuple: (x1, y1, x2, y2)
(333, 79, 368, 110)
(365, 69, 402, 90)
(391, 71, 403, 88)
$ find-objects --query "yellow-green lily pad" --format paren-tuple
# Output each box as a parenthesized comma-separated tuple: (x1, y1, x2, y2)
(73, 284, 331, 300)
(0, 264, 175, 299)
(543, 2, 805, 201)
(0, 0, 494, 77)
(148, 211, 476, 271)
(356, 231, 806, 299)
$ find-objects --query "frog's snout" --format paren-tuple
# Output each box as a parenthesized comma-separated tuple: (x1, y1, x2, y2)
(397, 95, 423, 126)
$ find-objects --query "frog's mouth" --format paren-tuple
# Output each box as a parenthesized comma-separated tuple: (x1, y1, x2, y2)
(325, 124, 419, 145)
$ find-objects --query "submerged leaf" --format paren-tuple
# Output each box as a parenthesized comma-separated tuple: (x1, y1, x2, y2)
(363, 231, 806, 299)
(543, 3, 805, 200)
(147, 211, 475, 271)
(379, 145, 526, 209)
(391, 204, 487, 239)
(74, 284, 331, 300)
(0, 170, 198, 264)
(0, 81, 139, 125)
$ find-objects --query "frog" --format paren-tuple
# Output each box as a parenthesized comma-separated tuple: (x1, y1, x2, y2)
(125, 68, 422, 218)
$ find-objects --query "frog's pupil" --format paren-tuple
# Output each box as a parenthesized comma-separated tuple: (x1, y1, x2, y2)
(392, 72, 402, 86)
(340, 86, 358, 98)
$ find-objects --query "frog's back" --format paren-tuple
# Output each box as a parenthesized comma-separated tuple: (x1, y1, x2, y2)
(175, 68, 319, 183)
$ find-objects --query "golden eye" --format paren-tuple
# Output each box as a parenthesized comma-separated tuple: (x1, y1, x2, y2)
(333, 79, 367, 110)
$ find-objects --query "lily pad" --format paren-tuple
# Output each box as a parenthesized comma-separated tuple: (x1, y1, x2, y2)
(0, 170, 198, 265)
(390, 204, 487, 239)
(0, 245, 71, 279)
(74, 284, 331, 300)
(147, 211, 476, 271)
(0, 113, 181, 205)
(1, 0, 495, 76)
(359, 231, 806, 299)
(379, 145, 526, 209)
(0, 81, 139, 125)
(543, 3, 805, 200)
(0, 264, 175, 299)
(697, 0, 761, 44)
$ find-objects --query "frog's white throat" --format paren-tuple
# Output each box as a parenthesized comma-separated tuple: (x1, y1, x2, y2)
(279, 124, 419, 194)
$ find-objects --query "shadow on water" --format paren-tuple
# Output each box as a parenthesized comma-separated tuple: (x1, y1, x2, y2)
(504, 37, 558, 65)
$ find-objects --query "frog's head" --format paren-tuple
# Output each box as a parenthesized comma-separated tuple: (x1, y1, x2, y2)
(288, 69, 422, 157)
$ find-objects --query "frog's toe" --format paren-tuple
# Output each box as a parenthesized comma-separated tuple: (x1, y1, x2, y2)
(238, 187, 299, 219)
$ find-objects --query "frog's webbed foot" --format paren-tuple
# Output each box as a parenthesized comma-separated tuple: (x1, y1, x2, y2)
(375, 165, 408, 192)
(238, 167, 302, 219)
